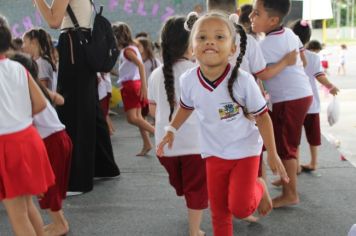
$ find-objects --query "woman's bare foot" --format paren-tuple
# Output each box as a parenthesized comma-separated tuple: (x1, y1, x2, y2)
(257, 178, 273, 216)
(271, 178, 283, 187)
(272, 194, 299, 208)
(136, 146, 152, 156)
(242, 215, 259, 222)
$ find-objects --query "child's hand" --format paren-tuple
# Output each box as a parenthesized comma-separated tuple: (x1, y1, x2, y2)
(330, 86, 339, 96)
(283, 50, 298, 66)
(156, 132, 175, 157)
(267, 153, 289, 183)
(139, 85, 148, 101)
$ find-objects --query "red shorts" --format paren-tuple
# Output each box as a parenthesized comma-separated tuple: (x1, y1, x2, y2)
(158, 154, 208, 210)
(39, 130, 72, 211)
(120, 80, 148, 112)
(321, 61, 329, 69)
(100, 93, 111, 117)
(271, 96, 312, 160)
(303, 113, 321, 146)
(0, 126, 55, 200)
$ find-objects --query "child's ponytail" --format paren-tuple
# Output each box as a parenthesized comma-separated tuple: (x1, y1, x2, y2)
(161, 16, 191, 121)
(227, 14, 249, 116)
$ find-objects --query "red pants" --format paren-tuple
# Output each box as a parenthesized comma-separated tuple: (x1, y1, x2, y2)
(206, 156, 263, 236)
(158, 155, 208, 210)
(303, 113, 321, 146)
(39, 130, 72, 211)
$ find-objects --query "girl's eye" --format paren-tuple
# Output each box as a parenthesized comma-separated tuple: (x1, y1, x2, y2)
(216, 35, 225, 40)
(197, 35, 206, 41)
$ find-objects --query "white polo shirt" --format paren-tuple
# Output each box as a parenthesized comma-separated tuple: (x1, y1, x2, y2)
(180, 64, 267, 160)
(259, 27, 312, 104)
(148, 59, 200, 157)
(98, 73, 112, 100)
(33, 100, 65, 139)
(117, 45, 142, 87)
(0, 58, 32, 135)
(304, 50, 324, 114)
(230, 34, 267, 75)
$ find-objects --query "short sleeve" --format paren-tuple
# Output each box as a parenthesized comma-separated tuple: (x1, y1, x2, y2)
(313, 54, 325, 78)
(235, 72, 267, 116)
(179, 71, 194, 110)
(147, 69, 157, 104)
(247, 36, 267, 75)
(37, 59, 53, 81)
(298, 38, 305, 52)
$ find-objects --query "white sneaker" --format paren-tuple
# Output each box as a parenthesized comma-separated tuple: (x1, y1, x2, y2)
(66, 191, 83, 197)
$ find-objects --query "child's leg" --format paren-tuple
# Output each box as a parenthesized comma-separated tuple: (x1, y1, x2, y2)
(27, 196, 45, 236)
(2, 196, 37, 236)
(126, 108, 154, 134)
(301, 114, 321, 171)
(106, 115, 115, 135)
(188, 209, 205, 236)
(137, 127, 152, 156)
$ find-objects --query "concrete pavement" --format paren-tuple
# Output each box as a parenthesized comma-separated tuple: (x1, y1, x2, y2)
(1, 110, 356, 236)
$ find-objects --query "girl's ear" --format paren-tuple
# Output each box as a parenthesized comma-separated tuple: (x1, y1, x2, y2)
(230, 42, 237, 56)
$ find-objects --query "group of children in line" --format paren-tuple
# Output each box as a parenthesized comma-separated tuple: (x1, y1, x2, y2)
(0, 0, 343, 235)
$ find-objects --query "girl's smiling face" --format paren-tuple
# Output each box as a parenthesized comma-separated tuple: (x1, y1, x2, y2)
(192, 17, 236, 68)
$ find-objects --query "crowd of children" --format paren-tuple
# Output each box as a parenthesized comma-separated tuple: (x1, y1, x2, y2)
(0, 0, 348, 234)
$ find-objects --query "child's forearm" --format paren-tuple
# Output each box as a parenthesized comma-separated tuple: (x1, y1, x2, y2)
(316, 74, 333, 87)
(170, 107, 193, 130)
(255, 112, 278, 156)
(138, 63, 147, 87)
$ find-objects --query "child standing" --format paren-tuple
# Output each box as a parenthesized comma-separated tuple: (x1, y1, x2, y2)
(10, 53, 73, 236)
(113, 22, 155, 156)
(250, 0, 313, 208)
(338, 44, 347, 76)
(291, 21, 339, 172)
(22, 28, 56, 90)
(148, 16, 207, 236)
(0, 23, 55, 236)
(158, 12, 288, 236)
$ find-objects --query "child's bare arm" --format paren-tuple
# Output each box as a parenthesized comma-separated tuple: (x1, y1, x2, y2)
(47, 90, 65, 105)
(28, 74, 47, 115)
(149, 104, 156, 118)
(300, 50, 307, 68)
(255, 112, 289, 183)
(257, 50, 298, 80)
(125, 49, 147, 100)
(316, 74, 339, 96)
(33, 0, 70, 29)
(157, 107, 193, 156)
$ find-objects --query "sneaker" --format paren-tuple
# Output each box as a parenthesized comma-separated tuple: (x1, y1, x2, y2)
(66, 191, 84, 197)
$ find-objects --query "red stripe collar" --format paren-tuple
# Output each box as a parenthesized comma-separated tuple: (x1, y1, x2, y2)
(0, 55, 7, 61)
(197, 64, 231, 92)
(266, 27, 285, 36)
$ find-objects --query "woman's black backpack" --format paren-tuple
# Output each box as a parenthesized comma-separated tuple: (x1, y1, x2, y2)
(67, 2, 119, 73)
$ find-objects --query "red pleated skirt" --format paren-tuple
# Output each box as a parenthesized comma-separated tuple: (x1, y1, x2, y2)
(39, 130, 72, 211)
(0, 125, 55, 200)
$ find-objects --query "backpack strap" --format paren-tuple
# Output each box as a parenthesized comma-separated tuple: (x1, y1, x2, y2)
(66, 4, 88, 44)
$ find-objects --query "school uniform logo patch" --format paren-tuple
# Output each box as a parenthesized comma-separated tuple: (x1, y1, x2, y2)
(218, 102, 239, 120)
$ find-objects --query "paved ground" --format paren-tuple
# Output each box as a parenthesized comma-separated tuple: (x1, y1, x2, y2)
(1, 109, 356, 236)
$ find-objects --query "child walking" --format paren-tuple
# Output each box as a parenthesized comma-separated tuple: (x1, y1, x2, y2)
(148, 16, 208, 236)
(113, 22, 155, 156)
(10, 53, 73, 236)
(22, 28, 57, 90)
(158, 12, 288, 236)
(250, 0, 313, 208)
(290, 21, 339, 172)
(0, 23, 55, 236)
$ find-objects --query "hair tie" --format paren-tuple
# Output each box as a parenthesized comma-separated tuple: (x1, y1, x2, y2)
(184, 12, 199, 31)
(300, 20, 309, 27)
(229, 14, 240, 25)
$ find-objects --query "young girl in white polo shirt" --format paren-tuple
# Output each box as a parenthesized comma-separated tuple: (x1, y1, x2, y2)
(113, 22, 154, 156)
(10, 53, 73, 236)
(0, 23, 55, 236)
(250, 0, 313, 208)
(158, 12, 288, 236)
(148, 16, 207, 236)
(290, 20, 339, 173)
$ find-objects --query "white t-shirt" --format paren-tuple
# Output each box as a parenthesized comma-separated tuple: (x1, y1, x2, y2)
(0, 58, 32, 135)
(36, 57, 54, 90)
(304, 50, 324, 114)
(230, 34, 266, 75)
(98, 73, 112, 100)
(144, 58, 161, 82)
(33, 100, 65, 139)
(61, 0, 93, 29)
(259, 27, 312, 104)
(180, 64, 267, 160)
(117, 45, 142, 87)
(148, 60, 200, 157)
